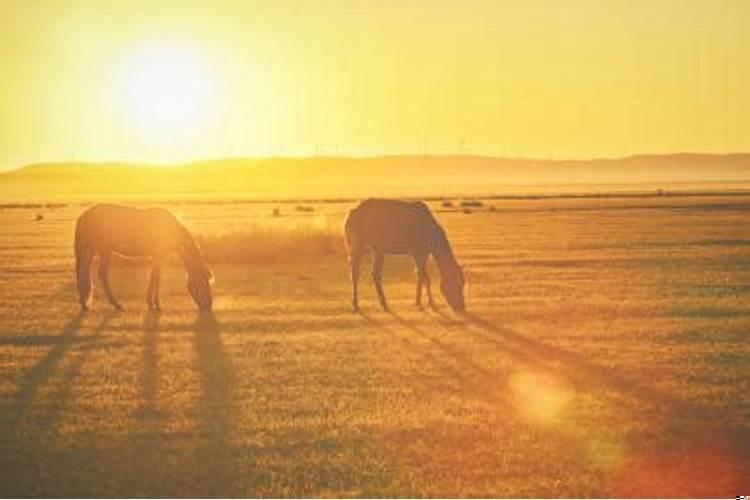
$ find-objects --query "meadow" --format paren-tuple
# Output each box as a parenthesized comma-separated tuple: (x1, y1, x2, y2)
(0, 194, 749, 497)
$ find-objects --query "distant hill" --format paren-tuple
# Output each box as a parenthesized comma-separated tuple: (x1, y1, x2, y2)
(1, 154, 750, 202)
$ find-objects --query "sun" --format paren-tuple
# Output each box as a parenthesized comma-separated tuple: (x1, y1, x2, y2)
(120, 45, 219, 148)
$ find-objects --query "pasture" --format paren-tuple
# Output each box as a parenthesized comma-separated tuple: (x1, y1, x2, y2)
(0, 195, 749, 497)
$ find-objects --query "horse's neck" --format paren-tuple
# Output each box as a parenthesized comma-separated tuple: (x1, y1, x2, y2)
(182, 251, 201, 274)
(431, 226, 458, 274)
(177, 229, 202, 270)
(433, 249, 459, 276)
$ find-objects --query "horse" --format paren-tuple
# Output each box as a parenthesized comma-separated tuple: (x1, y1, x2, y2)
(344, 198, 466, 312)
(74, 204, 213, 311)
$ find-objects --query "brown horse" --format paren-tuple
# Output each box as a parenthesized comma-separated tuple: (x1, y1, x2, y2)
(75, 204, 213, 311)
(345, 198, 466, 312)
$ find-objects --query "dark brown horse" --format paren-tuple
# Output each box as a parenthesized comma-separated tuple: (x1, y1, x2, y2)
(75, 204, 213, 311)
(345, 199, 466, 312)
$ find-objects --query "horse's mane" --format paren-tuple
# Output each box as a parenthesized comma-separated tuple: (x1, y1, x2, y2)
(431, 224, 458, 267)
(176, 223, 210, 277)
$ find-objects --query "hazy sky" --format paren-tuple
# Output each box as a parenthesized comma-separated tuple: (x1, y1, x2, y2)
(0, 0, 748, 168)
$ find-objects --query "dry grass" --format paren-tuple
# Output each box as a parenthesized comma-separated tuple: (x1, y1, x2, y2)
(196, 218, 344, 265)
(0, 196, 749, 497)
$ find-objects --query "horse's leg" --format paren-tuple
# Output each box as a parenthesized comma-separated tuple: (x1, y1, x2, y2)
(416, 258, 434, 308)
(146, 266, 154, 308)
(98, 251, 122, 310)
(152, 261, 161, 311)
(414, 254, 428, 308)
(146, 260, 161, 311)
(423, 257, 434, 308)
(76, 245, 94, 310)
(372, 252, 388, 311)
(349, 250, 362, 312)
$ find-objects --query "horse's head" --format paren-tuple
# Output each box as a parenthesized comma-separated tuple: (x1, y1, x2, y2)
(440, 262, 466, 312)
(177, 227, 214, 311)
(187, 264, 213, 312)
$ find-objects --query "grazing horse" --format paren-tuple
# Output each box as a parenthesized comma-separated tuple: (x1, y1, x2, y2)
(75, 204, 213, 311)
(345, 198, 466, 312)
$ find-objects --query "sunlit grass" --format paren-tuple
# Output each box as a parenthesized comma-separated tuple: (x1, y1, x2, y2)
(195, 215, 344, 264)
(0, 196, 748, 497)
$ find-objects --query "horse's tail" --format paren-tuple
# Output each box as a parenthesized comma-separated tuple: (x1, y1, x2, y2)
(343, 208, 361, 261)
(74, 217, 93, 309)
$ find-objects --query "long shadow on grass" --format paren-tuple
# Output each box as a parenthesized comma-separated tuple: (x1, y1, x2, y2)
(363, 311, 587, 496)
(379, 306, 677, 414)
(460, 311, 750, 482)
(412, 307, 713, 422)
(390, 311, 494, 379)
(360, 311, 472, 396)
(140, 310, 160, 418)
(460, 311, 683, 413)
(10, 311, 86, 411)
(192, 311, 234, 496)
(421, 308, 750, 495)
(0, 310, 118, 497)
(364, 310, 526, 409)
(5, 310, 117, 426)
(130, 310, 169, 497)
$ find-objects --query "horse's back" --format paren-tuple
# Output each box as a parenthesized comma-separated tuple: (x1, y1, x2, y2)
(78, 204, 174, 232)
(76, 204, 182, 257)
(346, 199, 438, 255)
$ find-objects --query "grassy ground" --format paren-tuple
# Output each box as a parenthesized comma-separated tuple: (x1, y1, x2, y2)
(0, 196, 749, 497)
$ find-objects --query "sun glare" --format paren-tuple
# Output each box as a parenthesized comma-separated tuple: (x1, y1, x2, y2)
(120, 46, 219, 148)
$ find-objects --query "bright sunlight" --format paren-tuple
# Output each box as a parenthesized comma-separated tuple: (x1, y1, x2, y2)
(119, 45, 220, 148)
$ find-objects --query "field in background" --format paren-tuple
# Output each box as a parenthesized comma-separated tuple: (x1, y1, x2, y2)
(2, 154, 750, 202)
(0, 195, 749, 496)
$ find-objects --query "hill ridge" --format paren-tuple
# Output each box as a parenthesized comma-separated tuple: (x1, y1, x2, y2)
(2, 153, 750, 202)
(6, 152, 750, 175)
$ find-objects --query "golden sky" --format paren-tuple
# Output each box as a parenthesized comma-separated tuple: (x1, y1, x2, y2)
(0, 0, 748, 168)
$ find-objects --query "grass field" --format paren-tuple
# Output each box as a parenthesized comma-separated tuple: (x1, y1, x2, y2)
(1, 195, 749, 497)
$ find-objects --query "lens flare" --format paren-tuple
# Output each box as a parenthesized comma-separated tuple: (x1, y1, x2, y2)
(610, 446, 744, 497)
(509, 370, 573, 425)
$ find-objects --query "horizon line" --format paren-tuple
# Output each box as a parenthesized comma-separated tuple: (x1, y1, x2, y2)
(3, 150, 750, 173)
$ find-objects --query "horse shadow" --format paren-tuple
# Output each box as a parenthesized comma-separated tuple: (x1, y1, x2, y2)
(378, 307, 750, 493)
(191, 310, 234, 496)
(4, 309, 118, 430)
(457, 311, 750, 473)
(459, 311, 682, 413)
(360, 311, 474, 396)
(139, 310, 161, 419)
(378, 305, 734, 426)
(390, 311, 494, 379)
(0, 308, 119, 499)
(126, 310, 234, 496)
